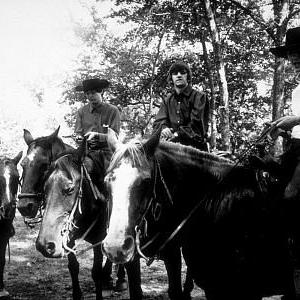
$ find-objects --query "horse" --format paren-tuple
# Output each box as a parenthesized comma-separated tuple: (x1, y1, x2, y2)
(0, 151, 22, 298)
(16, 127, 127, 299)
(36, 143, 143, 300)
(102, 129, 297, 300)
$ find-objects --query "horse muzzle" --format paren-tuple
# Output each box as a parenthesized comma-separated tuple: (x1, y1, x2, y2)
(36, 238, 64, 258)
(102, 235, 135, 264)
(17, 193, 41, 218)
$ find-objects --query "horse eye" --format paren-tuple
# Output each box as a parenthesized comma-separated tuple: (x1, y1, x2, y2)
(63, 186, 75, 196)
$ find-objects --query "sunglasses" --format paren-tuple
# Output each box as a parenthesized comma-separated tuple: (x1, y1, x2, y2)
(171, 69, 187, 75)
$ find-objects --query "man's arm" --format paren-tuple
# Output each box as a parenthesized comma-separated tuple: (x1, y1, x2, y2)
(108, 107, 121, 135)
(74, 109, 84, 143)
(153, 98, 170, 132)
(271, 115, 300, 131)
(183, 91, 209, 139)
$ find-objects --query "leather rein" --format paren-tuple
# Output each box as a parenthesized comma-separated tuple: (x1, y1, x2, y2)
(134, 156, 185, 266)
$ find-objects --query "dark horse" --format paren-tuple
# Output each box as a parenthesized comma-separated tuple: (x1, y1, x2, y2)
(36, 143, 143, 300)
(102, 130, 297, 300)
(17, 127, 126, 299)
(0, 151, 22, 298)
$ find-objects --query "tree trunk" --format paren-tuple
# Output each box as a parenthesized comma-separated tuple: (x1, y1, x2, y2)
(203, 0, 230, 151)
(270, 0, 289, 156)
(200, 31, 217, 150)
(271, 58, 287, 155)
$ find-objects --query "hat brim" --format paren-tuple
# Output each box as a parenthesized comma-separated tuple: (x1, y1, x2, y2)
(75, 85, 84, 92)
(75, 79, 110, 92)
(270, 44, 300, 58)
(270, 46, 288, 58)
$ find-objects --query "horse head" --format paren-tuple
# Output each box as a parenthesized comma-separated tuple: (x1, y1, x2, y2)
(102, 131, 160, 263)
(17, 127, 73, 219)
(0, 152, 22, 220)
(36, 143, 108, 258)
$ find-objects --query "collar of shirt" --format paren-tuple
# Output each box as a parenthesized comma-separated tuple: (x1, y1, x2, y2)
(172, 85, 193, 97)
(89, 102, 104, 113)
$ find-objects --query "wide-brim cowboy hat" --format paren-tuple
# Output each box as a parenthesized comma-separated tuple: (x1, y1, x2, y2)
(75, 78, 110, 92)
(270, 27, 300, 58)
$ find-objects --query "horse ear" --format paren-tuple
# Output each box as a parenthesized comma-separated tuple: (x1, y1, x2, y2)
(23, 129, 34, 145)
(13, 151, 23, 165)
(142, 127, 161, 158)
(50, 126, 60, 139)
(107, 128, 121, 152)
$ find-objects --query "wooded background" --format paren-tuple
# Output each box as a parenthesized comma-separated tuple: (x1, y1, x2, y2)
(1, 0, 300, 158)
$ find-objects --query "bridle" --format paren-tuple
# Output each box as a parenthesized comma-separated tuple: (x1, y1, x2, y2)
(60, 153, 108, 256)
(135, 124, 278, 265)
(134, 156, 177, 265)
(17, 141, 54, 227)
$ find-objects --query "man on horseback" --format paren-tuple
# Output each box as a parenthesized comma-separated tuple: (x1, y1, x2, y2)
(74, 78, 127, 292)
(74, 78, 121, 155)
(153, 61, 210, 151)
(268, 27, 300, 273)
(269, 27, 300, 201)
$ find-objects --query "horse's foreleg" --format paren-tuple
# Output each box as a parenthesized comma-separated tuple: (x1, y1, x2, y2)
(125, 256, 143, 300)
(115, 264, 127, 292)
(67, 251, 82, 300)
(162, 245, 184, 300)
(92, 245, 103, 300)
(183, 267, 194, 300)
(101, 257, 113, 289)
(0, 236, 9, 297)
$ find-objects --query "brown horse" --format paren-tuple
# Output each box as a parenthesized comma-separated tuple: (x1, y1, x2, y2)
(17, 128, 127, 299)
(0, 152, 22, 298)
(102, 129, 296, 300)
(36, 143, 142, 300)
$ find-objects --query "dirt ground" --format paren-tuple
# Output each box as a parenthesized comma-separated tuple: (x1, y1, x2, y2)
(1, 211, 285, 299)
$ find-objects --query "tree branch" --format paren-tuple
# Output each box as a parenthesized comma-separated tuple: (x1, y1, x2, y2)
(227, 0, 276, 42)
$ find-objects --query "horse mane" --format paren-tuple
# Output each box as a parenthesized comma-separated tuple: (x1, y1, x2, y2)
(107, 138, 265, 223)
(44, 149, 79, 183)
(107, 139, 151, 173)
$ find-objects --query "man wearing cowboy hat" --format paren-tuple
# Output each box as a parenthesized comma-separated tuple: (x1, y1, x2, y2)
(74, 78, 126, 293)
(268, 27, 300, 201)
(74, 78, 121, 148)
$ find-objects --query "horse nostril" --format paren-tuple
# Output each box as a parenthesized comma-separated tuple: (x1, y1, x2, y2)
(46, 242, 56, 255)
(122, 236, 134, 251)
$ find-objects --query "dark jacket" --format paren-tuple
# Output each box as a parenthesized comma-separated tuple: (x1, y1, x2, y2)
(153, 85, 209, 148)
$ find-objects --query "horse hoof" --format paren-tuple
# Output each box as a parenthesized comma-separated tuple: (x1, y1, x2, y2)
(0, 289, 10, 299)
(102, 289, 113, 297)
(114, 279, 128, 292)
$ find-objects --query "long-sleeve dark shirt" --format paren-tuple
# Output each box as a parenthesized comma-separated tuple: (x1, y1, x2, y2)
(153, 85, 209, 139)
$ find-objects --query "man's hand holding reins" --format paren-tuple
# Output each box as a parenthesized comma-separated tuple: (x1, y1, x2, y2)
(161, 127, 174, 141)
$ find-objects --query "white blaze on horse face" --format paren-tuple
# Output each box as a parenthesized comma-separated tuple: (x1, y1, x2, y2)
(107, 160, 139, 245)
(27, 147, 40, 163)
(3, 166, 11, 201)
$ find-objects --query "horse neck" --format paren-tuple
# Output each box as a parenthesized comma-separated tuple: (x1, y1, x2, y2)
(157, 146, 231, 183)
